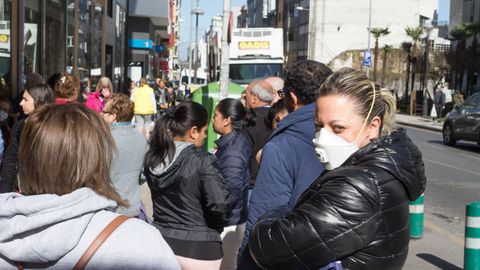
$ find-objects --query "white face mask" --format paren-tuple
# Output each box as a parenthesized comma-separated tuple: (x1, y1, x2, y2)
(313, 81, 378, 170)
(313, 128, 359, 170)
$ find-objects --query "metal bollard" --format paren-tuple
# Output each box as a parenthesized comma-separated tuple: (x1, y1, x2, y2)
(465, 201, 480, 270)
(409, 194, 424, 239)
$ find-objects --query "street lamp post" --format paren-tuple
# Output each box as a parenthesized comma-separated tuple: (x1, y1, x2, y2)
(192, 4, 204, 84)
(422, 27, 432, 117)
(366, 0, 372, 78)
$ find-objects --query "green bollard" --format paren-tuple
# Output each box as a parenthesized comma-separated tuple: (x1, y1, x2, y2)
(465, 201, 480, 270)
(409, 194, 424, 239)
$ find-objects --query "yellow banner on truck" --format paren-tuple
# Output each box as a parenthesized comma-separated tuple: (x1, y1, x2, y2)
(238, 41, 269, 50)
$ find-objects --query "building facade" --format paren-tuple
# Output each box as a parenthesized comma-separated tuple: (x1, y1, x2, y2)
(247, 0, 276, 27)
(307, 0, 438, 65)
(126, 0, 171, 83)
(0, 0, 128, 99)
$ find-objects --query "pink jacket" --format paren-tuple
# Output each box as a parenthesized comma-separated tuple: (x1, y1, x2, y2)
(85, 92, 104, 113)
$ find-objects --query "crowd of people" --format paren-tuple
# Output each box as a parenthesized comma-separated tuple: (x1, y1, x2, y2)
(0, 60, 426, 270)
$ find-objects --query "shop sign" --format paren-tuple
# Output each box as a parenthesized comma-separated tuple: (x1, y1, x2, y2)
(238, 41, 269, 50)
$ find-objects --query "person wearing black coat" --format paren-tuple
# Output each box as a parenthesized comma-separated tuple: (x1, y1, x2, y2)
(143, 101, 232, 270)
(213, 98, 251, 270)
(248, 68, 426, 270)
(0, 84, 54, 193)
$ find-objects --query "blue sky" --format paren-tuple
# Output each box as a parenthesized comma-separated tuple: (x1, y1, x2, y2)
(179, 0, 451, 60)
(179, 0, 246, 60)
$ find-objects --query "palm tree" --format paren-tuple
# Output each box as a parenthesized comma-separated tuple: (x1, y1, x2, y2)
(370, 27, 391, 82)
(381, 45, 393, 86)
(405, 26, 424, 95)
(401, 41, 412, 100)
(449, 24, 471, 91)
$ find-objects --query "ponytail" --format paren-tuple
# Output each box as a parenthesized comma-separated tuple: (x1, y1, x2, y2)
(144, 101, 208, 169)
(145, 113, 175, 169)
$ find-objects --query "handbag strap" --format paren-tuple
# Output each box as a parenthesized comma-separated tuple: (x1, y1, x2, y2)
(73, 215, 131, 270)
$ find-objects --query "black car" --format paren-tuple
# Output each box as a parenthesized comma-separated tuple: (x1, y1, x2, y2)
(443, 93, 480, 146)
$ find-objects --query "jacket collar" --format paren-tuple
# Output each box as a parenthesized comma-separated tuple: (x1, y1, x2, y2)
(215, 131, 238, 148)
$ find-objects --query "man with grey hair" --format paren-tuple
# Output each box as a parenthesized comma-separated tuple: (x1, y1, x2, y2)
(243, 80, 274, 198)
(264, 77, 284, 104)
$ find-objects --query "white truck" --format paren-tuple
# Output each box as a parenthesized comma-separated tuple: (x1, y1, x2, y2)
(229, 28, 284, 87)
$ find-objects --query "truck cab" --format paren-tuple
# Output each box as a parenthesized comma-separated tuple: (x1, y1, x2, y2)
(229, 28, 284, 87)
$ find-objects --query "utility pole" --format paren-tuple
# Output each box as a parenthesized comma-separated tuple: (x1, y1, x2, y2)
(366, 0, 372, 78)
(422, 26, 432, 117)
(192, 1, 204, 83)
(187, 0, 193, 85)
(219, 0, 230, 100)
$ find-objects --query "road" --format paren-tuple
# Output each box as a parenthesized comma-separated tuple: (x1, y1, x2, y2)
(402, 125, 480, 269)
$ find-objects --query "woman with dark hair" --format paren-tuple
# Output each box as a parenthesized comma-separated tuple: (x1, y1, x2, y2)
(212, 98, 251, 270)
(0, 84, 54, 193)
(144, 101, 232, 270)
(0, 103, 180, 269)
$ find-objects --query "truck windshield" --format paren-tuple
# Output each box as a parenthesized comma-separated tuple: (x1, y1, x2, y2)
(229, 63, 283, 84)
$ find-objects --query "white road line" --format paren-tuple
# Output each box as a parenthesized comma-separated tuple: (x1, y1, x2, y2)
(397, 124, 441, 135)
(421, 142, 445, 151)
(460, 153, 480, 162)
(424, 158, 480, 177)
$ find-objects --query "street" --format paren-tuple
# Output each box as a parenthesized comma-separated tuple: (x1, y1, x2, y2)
(402, 125, 480, 269)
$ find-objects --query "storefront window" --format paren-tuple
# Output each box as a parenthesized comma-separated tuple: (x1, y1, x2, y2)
(45, 0, 66, 78)
(66, 0, 74, 73)
(0, 0, 11, 97)
(24, 0, 41, 74)
(78, 0, 91, 81)
(114, 3, 125, 92)
(90, 2, 102, 82)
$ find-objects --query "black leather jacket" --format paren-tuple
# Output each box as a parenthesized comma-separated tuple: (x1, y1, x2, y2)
(249, 128, 426, 270)
(145, 145, 232, 242)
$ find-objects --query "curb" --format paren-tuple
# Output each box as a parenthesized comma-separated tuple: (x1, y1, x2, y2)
(395, 120, 443, 133)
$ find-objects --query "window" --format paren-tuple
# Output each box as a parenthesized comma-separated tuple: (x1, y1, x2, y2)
(45, 0, 66, 77)
(107, 0, 112, 17)
(0, 0, 11, 95)
(24, 0, 41, 74)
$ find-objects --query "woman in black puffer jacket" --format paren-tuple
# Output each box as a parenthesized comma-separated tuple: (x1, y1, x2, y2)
(144, 101, 232, 270)
(248, 68, 426, 270)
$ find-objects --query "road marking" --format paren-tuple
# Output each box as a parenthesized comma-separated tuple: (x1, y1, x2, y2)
(397, 124, 441, 135)
(421, 142, 445, 151)
(424, 219, 464, 246)
(424, 158, 480, 177)
(460, 153, 480, 162)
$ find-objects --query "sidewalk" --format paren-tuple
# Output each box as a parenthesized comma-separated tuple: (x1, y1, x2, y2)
(395, 113, 443, 132)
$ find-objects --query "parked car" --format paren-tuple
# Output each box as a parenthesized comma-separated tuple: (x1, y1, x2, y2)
(443, 92, 480, 146)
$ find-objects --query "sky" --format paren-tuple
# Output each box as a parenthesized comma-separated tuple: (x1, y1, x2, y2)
(179, 0, 247, 61)
(179, 0, 451, 61)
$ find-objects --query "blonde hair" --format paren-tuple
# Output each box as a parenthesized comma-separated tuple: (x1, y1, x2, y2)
(318, 67, 397, 136)
(95, 77, 113, 93)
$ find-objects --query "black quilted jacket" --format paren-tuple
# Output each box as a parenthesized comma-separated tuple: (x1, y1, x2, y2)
(249, 128, 426, 270)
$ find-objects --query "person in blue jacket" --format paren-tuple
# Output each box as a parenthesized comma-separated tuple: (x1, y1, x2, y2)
(238, 60, 333, 269)
(213, 98, 251, 270)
